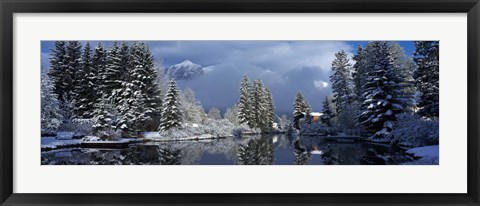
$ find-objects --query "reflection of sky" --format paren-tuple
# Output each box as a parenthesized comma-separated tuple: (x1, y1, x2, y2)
(41, 41, 415, 115)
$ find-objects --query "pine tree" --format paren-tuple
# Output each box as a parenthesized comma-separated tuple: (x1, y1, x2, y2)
(116, 79, 150, 133)
(251, 79, 267, 130)
(103, 42, 123, 104)
(72, 42, 95, 118)
(358, 41, 405, 140)
(41, 73, 63, 130)
(159, 79, 182, 131)
(389, 42, 416, 112)
(91, 43, 107, 101)
(330, 50, 355, 115)
(91, 95, 117, 134)
(292, 91, 311, 129)
(352, 45, 367, 102)
(263, 88, 276, 129)
(237, 75, 252, 126)
(320, 96, 333, 126)
(64, 41, 83, 101)
(413, 41, 439, 118)
(129, 42, 162, 127)
(48, 41, 68, 101)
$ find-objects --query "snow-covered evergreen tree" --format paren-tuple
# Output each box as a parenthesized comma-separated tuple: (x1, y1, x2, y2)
(389, 42, 416, 112)
(91, 95, 117, 134)
(330, 50, 355, 115)
(47, 41, 67, 101)
(41, 73, 62, 130)
(263, 88, 276, 129)
(64, 41, 83, 101)
(320, 96, 333, 126)
(159, 79, 182, 131)
(72, 42, 95, 118)
(91, 43, 107, 100)
(237, 75, 252, 126)
(357, 41, 405, 140)
(413, 41, 439, 118)
(352, 45, 367, 102)
(103, 42, 123, 104)
(251, 79, 267, 130)
(115, 80, 150, 133)
(129, 42, 163, 128)
(292, 91, 310, 129)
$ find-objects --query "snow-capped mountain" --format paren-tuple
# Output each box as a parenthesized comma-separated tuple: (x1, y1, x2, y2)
(165, 60, 205, 80)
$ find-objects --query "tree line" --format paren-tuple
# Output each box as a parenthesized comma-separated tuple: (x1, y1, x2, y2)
(292, 41, 439, 141)
(42, 41, 184, 136)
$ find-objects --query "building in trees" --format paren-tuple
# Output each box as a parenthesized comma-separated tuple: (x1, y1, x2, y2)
(292, 91, 311, 129)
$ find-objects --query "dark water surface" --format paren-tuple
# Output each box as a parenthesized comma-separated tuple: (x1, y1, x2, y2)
(41, 135, 414, 165)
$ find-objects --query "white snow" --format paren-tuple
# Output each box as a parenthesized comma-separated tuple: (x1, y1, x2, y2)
(404, 145, 439, 165)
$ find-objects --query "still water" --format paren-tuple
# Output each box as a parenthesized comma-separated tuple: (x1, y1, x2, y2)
(41, 135, 413, 165)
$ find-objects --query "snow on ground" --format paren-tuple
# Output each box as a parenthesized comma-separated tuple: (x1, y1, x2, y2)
(144, 132, 218, 141)
(403, 145, 439, 165)
(41, 137, 81, 150)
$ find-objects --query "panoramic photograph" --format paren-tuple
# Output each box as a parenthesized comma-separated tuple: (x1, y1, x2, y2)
(40, 40, 439, 165)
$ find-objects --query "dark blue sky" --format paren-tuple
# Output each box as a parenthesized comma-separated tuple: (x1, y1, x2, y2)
(41, 41, 415, 115)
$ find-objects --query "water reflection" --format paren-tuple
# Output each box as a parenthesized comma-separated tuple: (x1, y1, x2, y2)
(41, 134, 415, 165)
(237, 136, 274, 165)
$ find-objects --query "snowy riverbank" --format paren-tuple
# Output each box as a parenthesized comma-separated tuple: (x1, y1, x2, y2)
(403, 145, 439, 165)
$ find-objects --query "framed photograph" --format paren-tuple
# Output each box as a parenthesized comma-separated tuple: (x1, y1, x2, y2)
(1, 0, 479, 205)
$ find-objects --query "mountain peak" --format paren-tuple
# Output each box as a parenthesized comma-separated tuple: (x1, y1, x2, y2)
(165, 60, 205, 81)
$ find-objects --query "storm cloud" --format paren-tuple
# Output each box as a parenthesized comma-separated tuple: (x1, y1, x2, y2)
(150, 41, 354, 115)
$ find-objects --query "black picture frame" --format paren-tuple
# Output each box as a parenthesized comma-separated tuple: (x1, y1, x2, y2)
(1, 0, 479, 205)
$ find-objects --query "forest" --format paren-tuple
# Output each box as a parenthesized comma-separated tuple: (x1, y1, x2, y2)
(41, 41, 439, 165)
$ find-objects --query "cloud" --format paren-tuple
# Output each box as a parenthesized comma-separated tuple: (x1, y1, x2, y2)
(313, 80, 329, 89)
(148, 41, 353, 114)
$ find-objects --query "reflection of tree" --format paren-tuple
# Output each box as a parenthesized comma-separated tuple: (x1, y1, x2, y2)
(158, 146, 182, 165)
(237, 136, 274, 165)
(321, 145, 342, 165)
(293, 140, 311, 165)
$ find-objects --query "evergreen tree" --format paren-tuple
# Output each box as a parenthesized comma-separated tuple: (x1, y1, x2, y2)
(352, 45, 367, 102)
(292, 91, 310, 129)
(41, 73, 63, 130)
(129, 42, 162, 126)
(103, 42, 123, 104)
(91, 43, 107, 101)
(357, 41, 405, 140)
(237, 75, 252, 126)
(263, 88, 276, 129)
(320, 96, 333, 126)
(115, 79, 150, 133)
(47, 41, 67, 101)
(330, 50, 355, 115)
(251, 79, 267, 130)
(413, 41, 439, 118)
(389, 42, 416, 112)
(159, 79, 182, 131)
(72, 42, 94, 118)
(64, 41, 83, 101)
(91, 95, 117, 134)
